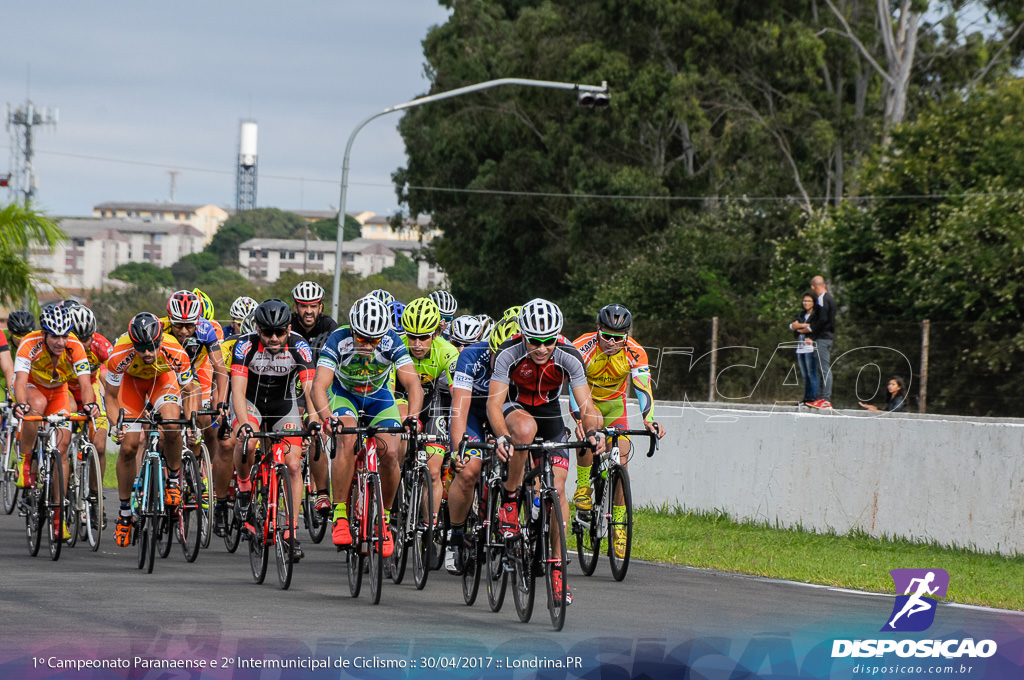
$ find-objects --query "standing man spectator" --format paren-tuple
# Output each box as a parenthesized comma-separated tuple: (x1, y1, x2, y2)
(795, 275, 836, 409)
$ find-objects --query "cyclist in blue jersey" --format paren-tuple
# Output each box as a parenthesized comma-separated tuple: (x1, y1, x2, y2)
(310, 296, 423, 555)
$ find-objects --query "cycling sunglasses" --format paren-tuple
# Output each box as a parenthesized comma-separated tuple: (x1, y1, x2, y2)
(132, 340, 161, 353)
(259, 327, 288, 338)
(353, 333, 381, 345)
(525, 335, 557, 347)
(405, 332, 433, 342)
(598, 330, 627, 342)
(171, 322, 196, 331)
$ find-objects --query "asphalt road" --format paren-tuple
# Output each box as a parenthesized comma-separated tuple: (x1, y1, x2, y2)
(0, 498, 1020, 679)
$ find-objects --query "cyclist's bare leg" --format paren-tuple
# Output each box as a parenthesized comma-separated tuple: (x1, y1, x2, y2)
(284, 444, 303, 532)
(19, 385, 47, 477)
(447, 456, 482, 526)
(328, 415, 358, 509)
(115, 432, 143, 499)
(427, 449, 444, 517)
(310, 437, 329, 494)
(553, 465, 569, 560)
(214, 434, 235, 498)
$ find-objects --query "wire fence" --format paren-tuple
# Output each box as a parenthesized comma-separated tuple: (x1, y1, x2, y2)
(561, 317, 1021, 418)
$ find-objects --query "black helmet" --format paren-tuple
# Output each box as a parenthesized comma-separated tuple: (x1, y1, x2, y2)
(254, 298, 291, 330)
(128, 312, 163, 349)
(7, 310, 35, 335)
(597, 304, 632, 332)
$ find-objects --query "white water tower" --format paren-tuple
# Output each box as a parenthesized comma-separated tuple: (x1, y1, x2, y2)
(235, 120, 258, 211)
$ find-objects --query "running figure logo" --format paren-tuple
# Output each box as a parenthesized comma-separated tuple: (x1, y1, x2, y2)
(882, 568, 949, 632)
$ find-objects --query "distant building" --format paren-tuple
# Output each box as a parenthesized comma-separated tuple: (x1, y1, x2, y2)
(92, 202, 229, 244)
(32, 217, 205, 293)
(360, 214, 440, 242)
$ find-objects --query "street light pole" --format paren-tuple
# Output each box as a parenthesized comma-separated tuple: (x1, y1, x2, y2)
(330, 77, 609, 319)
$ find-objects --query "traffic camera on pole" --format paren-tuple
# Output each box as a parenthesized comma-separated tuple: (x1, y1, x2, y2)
(577, 81, 610, 108)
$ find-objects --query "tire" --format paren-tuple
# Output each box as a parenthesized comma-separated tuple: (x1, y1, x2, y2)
(64, 453, 80, 549)
(143, 461, 159, 574)
(543, 491, 568, 631)
(249, 470, 269, 584)
(274, 466, 294, 590)
(607, 465, 634, 582)
(2, 429, 19, 515)
(411, 466, 433, 590)
(25, 482, 43, 557)
(80, 443, 103, 551)
(224, 479, 242, 553)
(387, 475, 409, 584)
(460, 490, 483, 606)
(303, 481, 328, 544)
(574, 473, 602, 576)
(46, 451, 64, 561)
(511, 496, 534, 623)
(484, 483, 507, 612)
(196, 443, 213, 549)
(367, 474, 385, 605)
(179, 453, 202, 563)
(346, 481, 363, 598)
(158, 508, 173, 559)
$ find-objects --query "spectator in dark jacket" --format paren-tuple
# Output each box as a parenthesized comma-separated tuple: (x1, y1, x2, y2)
(859, 376, 907, 412)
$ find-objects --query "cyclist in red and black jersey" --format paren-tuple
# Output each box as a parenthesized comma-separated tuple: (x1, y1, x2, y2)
(487, 298, 604, 601)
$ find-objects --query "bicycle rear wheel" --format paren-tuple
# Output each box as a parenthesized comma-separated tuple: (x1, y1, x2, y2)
(412, 466, 433, 590)
(460, 490, 483, 606)
(196, 443, 213, 549)
(249, 471, 269, 584)
(80, 443, 103, 551)
(484, 483, 507, 612)
(303, 480, 328, 544)
(367, 474, 385, 604)
(46, 451, 64, 561)
(387, 474, 409, 584)
(542, 491, 568, 631)
(224, 482, 242, 553)
(143, 462, 159, 574)
(346, 481, 363, 598)
(274, 466, 294, 590)
(511, 498, 534, 623)
(1, 429, 18, 515)
(25, 486, 43, 557)
(607, 465, 633, 581)
(574, 474, 602, 576)
(64, 453, 80, 549)
(179, 453, 202, 563)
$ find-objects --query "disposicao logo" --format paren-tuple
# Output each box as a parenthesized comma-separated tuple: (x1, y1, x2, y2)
(831, 568, 998, 659)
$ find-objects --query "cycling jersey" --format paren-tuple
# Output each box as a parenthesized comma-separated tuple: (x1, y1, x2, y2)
(159, 317, 221, 369)
(490, 338, 588, 407)
(105, 333, 194, 387)
(291, 313, 338, 359)
(14, 330, 91, 389)
(221, 337, 238, 369)
(398, 336, 459, 402)
(573, 332, 656, 425)
(318, 326, 412, 394)
(231, 332, 314, 403)
(451, 340, 496, 416)
(68, 332, 112, 403)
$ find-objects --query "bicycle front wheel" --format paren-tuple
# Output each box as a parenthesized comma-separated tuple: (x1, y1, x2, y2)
(542, 491, 568, 631)
(574, 474, 601, 576)
(346, 481, 363, 598)
(411, 466, 433, 591)
(179, 452, 202, 563)
(607, 465, 634, 581)
(196, 443, 213, 549)
(46, 451, 65, 561)
(1, 429, 18, 515)
(460, 489, 483, 606)
(387, 474, 409, 584)
(25, 484, 43, 557)
(274, 466, 294, 590)
(249, 471, 269, 584)
(64, 453, 80, 549)
(484, 482, 507, 612)
(511, 497, 535, 623)
(303, 482, 328, 544)
(367, 474, 385, 605)
(143, 461, 160, 574)
(80, 443, 103, 551)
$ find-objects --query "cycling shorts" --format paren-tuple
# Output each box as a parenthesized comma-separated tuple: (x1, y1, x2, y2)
(70, 381, 109, 435)
(329, 385, 401, 428)
(231, 397, 303, 436)
(500, 400, 569, 470)
(595, 395, 630, 431)
(457, 408, 492, 460)
(118, 372, 181, 433)
(27, 382, 73, 429)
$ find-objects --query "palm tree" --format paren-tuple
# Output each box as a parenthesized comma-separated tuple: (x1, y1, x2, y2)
(0, 202, 66, 311)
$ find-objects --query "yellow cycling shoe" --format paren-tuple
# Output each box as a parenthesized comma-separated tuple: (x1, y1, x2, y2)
(572, 486, 593, 512)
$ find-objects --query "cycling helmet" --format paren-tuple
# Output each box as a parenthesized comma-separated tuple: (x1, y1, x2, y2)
(39, 305, 72, 336)
(192, 288, 215, 321)
(597, 303, 633, 332)
(69, 306, 97, 339)
(488, 317, 520, 354)
(389, 300, 406, 334)
(292, 280, 325, 304)
(369, 288, 395, 306)
(168, 290, 203, 323)
(501, 305, 522, 323)
(239, 310, 257, 335)
(402, 297, 441, 335)
(128, 312, 163, 349)
(348, 296, 391, 339)
(60, 299, 82, 310)
(7, 310, 35, 335)
(475, 314, 495, 341)
(253, 298, 292, 330)
(450, 315, 484, 345)
(428, 290, 458, 317)
(229, 296, 258, 322)
(517, 298, 563, 339)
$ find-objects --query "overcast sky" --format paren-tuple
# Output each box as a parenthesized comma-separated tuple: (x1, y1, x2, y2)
(1, 2, 452, 218)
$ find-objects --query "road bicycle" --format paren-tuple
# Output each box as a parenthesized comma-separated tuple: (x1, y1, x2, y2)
(387, 430, 438, 589)
(332, 418, 407, 605)
(0, 401, 20, 515)
(507, 437, 594, 631)
(300, 428, 330, 544)
(21, 413, 90, 560)
(65, 417, 103, 551)
(193, 408, 227, 550)
(119, 409, 203, 573)
(237, 424, 321, 590)
(572, 426, 659, 581)
(451, 436, 503, 608)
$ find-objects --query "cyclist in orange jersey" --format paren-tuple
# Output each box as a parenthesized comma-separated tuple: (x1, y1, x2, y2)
(105, 313, 200, 547)
(66, 305, 113, 507)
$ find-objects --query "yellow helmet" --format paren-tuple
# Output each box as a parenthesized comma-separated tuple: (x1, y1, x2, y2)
(488, 317, 520, 354)
(401, 297, 441, 335)
(501, 305, 522, 323)
(192, 288, 215, 321)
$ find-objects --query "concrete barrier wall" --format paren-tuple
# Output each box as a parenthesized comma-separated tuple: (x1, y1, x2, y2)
(564, 400, 1024, 556)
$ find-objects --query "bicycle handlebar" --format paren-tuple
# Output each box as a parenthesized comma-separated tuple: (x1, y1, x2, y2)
(595, 426, 660, 458)
(21, 413, 92, 424)
(116, 408, 198, 432)
(194, 408, 231, 440)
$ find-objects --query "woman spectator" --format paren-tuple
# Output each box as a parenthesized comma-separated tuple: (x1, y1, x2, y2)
(859, 376, 908, 412)
(788, 291, 820, 407)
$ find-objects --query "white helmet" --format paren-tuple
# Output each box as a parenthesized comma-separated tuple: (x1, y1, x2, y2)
(450, 315, 484, 345)
(69, 306, 97, 338)
(428, 290, 458, 317)
(229, 296, 258, 322)
(348, 296, 391, 339)
(292, 281, 325, 304)
(368, 288, 395, 305)
(475, 313, 495, 341)
(39, 305, 73, 336)
(517, 298, 563, 339)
